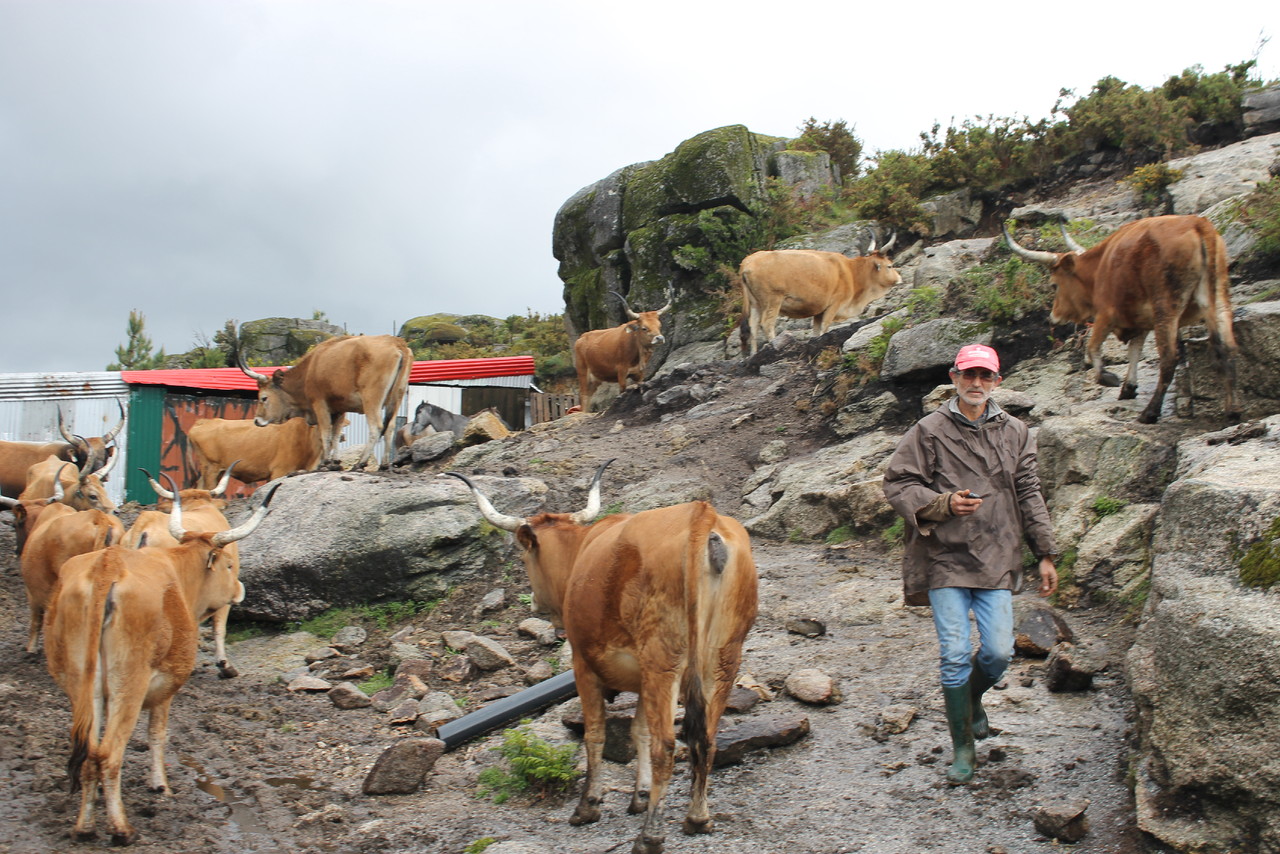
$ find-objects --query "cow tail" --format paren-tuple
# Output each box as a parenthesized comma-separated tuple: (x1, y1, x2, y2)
(68, 563, 120, 794)
(680, 503, 720, 770)
(381, 349, 413, 436)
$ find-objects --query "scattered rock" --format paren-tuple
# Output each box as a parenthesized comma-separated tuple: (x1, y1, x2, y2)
(785, 617, 826, 638)
(784, 668, 841, 705)
(474, 588, 505, 615)
(518, 617, 558, 646)
(877, 703, 917, 735)
(328, 681, 372, 710)
(416, 692, 463, 728)
(1033, 799, 1090, 843)
(466, 636, 516, 671)
(330, 625, 368, 651)
(1045, 642, 1102, 692)
(714, 715, 811, 766)
(362, 738, 446, 795)
(1014, 604, 1074, 657)
(287, 675, 333, 692)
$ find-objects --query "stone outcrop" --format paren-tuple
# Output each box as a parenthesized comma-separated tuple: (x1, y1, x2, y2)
(1127, 416, 1280, 853)
(236, 317, 345, 365)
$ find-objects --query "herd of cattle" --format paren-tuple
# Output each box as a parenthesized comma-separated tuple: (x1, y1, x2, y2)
(0, 213, 1244, 848)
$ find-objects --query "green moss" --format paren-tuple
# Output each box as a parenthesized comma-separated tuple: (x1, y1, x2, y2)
(1238, 514, 1280, 590)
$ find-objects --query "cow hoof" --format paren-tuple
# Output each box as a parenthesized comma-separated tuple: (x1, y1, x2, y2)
(682, 816, 714, 835)
(631, 833, 666, 854)
(1226, 410, 1243, 425)
(627, 791, 650, 814)
(1137, 410, 1159, 425)
(109, 827, 138, 846)
(73, 828, 97, 841)
(217, 663, 239, 679)
(569, 802, 601, 826)
(1118, 383, 1138, 400)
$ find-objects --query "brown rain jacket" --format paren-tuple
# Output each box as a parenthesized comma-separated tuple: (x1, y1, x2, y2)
(882, 403, 1057, 606)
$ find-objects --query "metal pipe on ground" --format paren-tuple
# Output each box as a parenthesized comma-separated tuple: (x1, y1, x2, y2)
(436, 669, 578, 750)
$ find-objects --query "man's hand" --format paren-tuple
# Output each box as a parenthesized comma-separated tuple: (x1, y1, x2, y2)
(950, 489, 983, 517)
(1038, 557, 1058, 597)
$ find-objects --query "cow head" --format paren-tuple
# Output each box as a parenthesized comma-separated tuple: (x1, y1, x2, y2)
(1002, 221, 1095, 325)
(140, 463, 235, 511)
(57, 400, 125, 475)
(611, 289, 672, 351)
(237, 347, 309, 427)
(443, 459, 615, 624)
(166, 474, 278, 607)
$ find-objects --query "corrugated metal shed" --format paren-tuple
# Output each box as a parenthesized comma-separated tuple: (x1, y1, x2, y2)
(0, 372, 132, 504)
(118, 356, 537, 391)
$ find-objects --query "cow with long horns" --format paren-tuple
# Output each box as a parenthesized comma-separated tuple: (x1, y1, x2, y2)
(1004, 215, 1239, 424)
(446, 462, 757, 854)
(738, 232, 901, 356)
(44, 483, 276, 845)
(237, 332, 412, 470)
(0, 401, 125, 497)
(572, 290, 672, 412)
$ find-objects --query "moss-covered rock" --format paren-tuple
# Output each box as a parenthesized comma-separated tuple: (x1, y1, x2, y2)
(238, 317, 345, 366)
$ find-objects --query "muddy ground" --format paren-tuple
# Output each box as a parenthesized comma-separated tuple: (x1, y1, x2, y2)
(0, 348, 1168, 854)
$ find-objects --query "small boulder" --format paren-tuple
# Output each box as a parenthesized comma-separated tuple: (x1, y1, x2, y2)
(362, 738, 446, 795)
(1032, 798, 1090, 843)
(328, 682, 372, 710)
(784, 668, 841, 705)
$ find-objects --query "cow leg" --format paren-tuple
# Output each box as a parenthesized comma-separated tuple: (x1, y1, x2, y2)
(627, 702, 653, 814)
(72, 753, 100, 840)
(209, 603, 238, 679)
(633, 674, 679, 854)
(352, 402, 383, 471)
(759, 305, 781, 349)
(1140, 323, 1180, 424)
(746, 303, 763, 356)
(683, 679, 731, 836)
(312, 405, 340, 468)
(97, 695, 146, 845)
(1086, 320, 1121, 388)
(145, 698, 175, 793)
(1119, 335, 1147, 400)
(570, 669, 607, 826)
(25, 602, 42, 654)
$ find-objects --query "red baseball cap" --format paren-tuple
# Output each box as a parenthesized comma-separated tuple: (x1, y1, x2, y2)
(953, 344, 1000, 374)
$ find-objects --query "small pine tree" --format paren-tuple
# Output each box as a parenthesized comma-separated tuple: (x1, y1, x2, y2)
(107, 310, 167, 370)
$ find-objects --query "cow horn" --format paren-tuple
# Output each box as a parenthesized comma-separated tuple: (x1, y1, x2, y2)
(654, 288, 674, 316)
(52, 465, 69, 501)
(95, 445, 119, 481)
(568, 458, 615, 525)
(1059, 220, 1086, 254)
(608, 290, 640, 320)
(211, 460, 239, 497)
(211, 483, 278, 547)
(57, 408, 90, 456)
(103, 399, 126, 444)
(0, 493, 17, 509)
(879, 231, 897, 253)
(235, 329, 270, 382)
(442, 472, 527, 531)
(1002, 222, 1060, 266)
(141, 468, 175, 500)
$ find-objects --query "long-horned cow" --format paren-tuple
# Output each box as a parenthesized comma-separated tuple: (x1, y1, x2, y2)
(21, 454, 118, 516)
(446, 462, 758, 854)
(20, 507, 125, 653)
(1004, 215, 1239, 424)
(237, 332, 412, 470)
(44, 485, 276, 845)
(2, 474, 77, 557)
(573, 291, 672, 412)
(738, 233, 901, 356)
(122, 470, 244, 677)
(0, 401, 124, 497)
(188, 415, 340, 488)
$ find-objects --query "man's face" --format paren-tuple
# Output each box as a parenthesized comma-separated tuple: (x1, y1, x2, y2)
(950, 367, 1002, 411)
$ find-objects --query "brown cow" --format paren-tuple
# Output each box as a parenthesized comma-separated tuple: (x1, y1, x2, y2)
(20, 507, 124, 653)
(573, 292, 672, 412)
(237, 333, 412, 470)
(188, 415, 339, 488)
(447, 462, 758, 854)
(44, 485, 275, 845)
(123, 470, 243, 677)
(2, 475, 74, 557)
(0, 402, 124, 497)
(21, 455, 118, 515)
(1004, 216, 1239, 424)
(738, 234, 901, 356)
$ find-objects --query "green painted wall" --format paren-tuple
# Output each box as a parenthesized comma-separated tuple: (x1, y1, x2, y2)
(124, 386, 164, 504)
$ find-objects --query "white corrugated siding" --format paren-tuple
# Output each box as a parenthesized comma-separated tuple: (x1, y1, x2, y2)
(0, 373, 131, 504)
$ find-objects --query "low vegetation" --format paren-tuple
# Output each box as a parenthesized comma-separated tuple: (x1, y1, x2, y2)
(475, 725, 579, 804)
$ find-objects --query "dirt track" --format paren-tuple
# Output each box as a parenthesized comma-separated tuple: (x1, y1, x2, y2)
(0, 504, 1154, 854)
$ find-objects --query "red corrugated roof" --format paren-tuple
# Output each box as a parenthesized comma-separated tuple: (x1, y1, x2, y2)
(121, 356, 535, 391)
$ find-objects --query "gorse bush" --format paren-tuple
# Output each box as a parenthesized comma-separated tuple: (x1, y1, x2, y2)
(1123, 163, 1186, 206)
(789, 117, 863, 181)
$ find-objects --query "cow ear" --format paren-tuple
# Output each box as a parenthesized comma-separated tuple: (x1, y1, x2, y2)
(516, 524, 538, 550)
(1057, 254, 1076, 274)
(271, 371, 286, 387)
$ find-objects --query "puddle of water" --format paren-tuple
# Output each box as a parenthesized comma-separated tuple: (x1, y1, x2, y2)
(181, 756, 289, 854)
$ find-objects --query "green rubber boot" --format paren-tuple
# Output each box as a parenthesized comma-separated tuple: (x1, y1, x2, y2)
(942, 685, 976, 784)
(968, 660, 1000, 740)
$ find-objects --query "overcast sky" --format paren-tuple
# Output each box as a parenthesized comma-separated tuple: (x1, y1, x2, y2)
(1, 1, 1275, 373)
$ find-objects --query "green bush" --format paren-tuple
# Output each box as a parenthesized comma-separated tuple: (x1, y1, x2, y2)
(881, 517, 905, 545)
(475, 725, 579, 804)
(825, 525, 854, 545)
(1123, 163, 1185, 206)
(1239, 178, 1280, 264)
(958, 254, 1051, 324)
(789, 117, 863, 181)
(359, 671, 394, 695)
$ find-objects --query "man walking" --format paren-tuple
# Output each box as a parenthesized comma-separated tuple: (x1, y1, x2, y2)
(882, 344, 1058, 783)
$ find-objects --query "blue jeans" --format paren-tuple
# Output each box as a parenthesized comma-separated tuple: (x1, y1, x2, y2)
(928, 587, 1013, 688)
